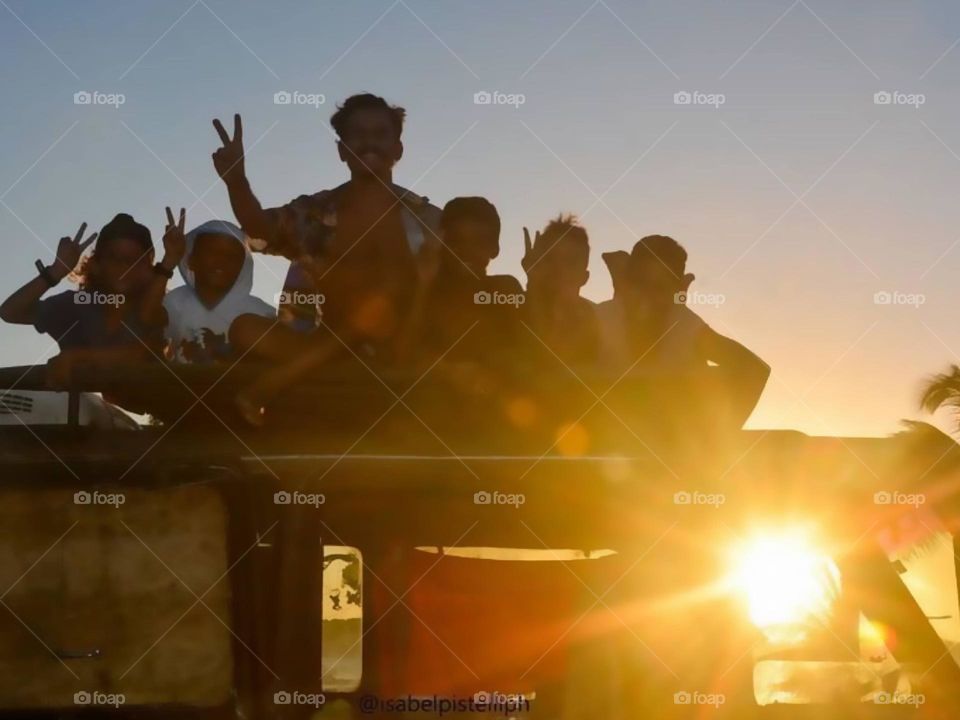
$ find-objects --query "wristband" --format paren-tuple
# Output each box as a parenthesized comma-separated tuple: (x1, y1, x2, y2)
(35, 260, 59, 288)
(152, 262, 175, 279)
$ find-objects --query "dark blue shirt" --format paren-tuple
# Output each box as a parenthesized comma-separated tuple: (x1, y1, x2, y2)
(34, 290, 161, 352)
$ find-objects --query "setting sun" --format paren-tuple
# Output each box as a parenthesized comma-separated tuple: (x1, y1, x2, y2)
(731, 531, 841, 640)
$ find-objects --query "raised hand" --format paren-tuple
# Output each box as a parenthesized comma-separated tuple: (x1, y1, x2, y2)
(161, 207, 187, 269)
(52, 223, 97, 280)
(212, 113, 245, 181)
(521, 226, 542, 274)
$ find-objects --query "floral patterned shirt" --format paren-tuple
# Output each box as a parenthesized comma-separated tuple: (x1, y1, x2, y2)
(250, 182, 441, 333)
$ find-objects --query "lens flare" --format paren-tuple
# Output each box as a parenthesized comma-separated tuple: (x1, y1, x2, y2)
(731, 531, 840, 642)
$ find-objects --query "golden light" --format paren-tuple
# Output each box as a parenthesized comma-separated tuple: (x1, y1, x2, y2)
(730, 531, 840, 642)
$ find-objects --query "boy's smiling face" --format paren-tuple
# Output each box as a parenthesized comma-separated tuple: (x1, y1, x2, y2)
(190, 232, 245, 297)
(93, 236, 153, 294)
(337, 107, 403, 178)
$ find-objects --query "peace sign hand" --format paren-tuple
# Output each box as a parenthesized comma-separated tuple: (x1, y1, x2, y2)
(521, 226, 543, 274)
(52, 223, 97, 281)
(161, 207, 187, 270)
(212, 113, 245, 181)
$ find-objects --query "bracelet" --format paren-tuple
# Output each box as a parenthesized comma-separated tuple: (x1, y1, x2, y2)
(35, 260, 59, 288)
(152, 262, 174, 279)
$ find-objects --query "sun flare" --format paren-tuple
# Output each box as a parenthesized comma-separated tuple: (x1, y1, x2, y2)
(731, 531, 840, 640)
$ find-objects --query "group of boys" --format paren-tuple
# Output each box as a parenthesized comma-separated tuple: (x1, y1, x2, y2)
(0, 93, 769, 426)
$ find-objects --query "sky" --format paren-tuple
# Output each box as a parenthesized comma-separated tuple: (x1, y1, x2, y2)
(2, 0, 960, 437)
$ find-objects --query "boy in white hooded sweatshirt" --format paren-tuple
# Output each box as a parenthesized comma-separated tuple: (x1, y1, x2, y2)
(163, 219, 274, 364)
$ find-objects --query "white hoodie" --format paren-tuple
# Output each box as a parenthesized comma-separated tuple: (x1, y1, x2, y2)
(163, 220, 275, 364)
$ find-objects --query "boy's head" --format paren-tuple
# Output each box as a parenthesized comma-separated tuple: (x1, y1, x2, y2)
(528, 214, 590, 296)
(331, 93, 405, 178)
(628, 234, 693, 310)
(189, 230, 246, 299)
(440, 197, 501, 276)
(84, 213, 153, 294)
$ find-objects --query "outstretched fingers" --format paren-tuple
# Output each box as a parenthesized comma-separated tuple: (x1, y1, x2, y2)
(212, 118, 231, 146)
(73, 222, 88, 245)
(78, 232, 98, 251)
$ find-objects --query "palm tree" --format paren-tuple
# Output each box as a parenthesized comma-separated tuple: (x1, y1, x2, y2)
(921, 364, 960, 427)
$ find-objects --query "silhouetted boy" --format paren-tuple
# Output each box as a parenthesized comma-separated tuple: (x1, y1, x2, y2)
(520, 215, 599, 366)
(598, 234, 770, 426)
(210, 94, 441, 422)
(408, 196, 523, 364)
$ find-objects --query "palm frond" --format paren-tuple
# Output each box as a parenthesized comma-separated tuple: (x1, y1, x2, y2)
(919, 365, 960, 414)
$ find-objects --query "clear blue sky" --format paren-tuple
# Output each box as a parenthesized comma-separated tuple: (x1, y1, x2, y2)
(3, 0, 960, 436)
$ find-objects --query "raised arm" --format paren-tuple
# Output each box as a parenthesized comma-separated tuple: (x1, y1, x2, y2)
(137, 206, 186, 329)
(212, 114, 273, 243)
(0, 223, 95, 325)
